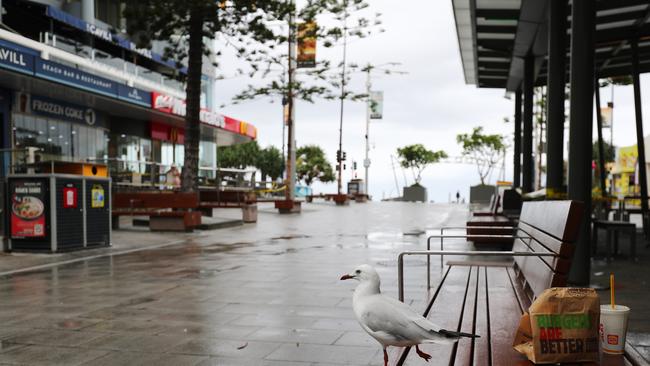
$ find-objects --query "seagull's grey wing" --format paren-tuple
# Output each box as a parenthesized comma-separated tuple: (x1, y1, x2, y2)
(379, 295, 447, 332)
(379, 295, 478, 342)
(359, 295, 443, 344)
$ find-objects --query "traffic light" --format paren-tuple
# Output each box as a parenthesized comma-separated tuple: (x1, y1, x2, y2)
(336, 150, 347, 162)
(353, 161, 357, 170)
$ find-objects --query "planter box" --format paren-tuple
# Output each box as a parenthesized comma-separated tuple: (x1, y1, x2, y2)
(275, 200, 301, 214)
(403, 185, 427, 202)
(332, 194, 350, 206)
(469, 184, 495, 204)
(242, 204, 258, 223)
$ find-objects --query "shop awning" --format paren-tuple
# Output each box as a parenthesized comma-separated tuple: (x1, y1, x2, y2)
(452, 0, 650, 91)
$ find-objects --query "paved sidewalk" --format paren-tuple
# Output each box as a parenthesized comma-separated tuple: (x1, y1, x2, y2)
(0, 202, 469, 365)
(0, 202, 648, 365)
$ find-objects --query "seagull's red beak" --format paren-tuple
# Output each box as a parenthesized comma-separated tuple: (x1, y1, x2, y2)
(340, 274, 354, 281)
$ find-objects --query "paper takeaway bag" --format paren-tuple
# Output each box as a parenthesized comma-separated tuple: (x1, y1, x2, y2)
(513, 287, 600, 364)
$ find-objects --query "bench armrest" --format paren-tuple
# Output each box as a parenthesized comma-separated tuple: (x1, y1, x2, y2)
(398, 250, 556, 302)
(424, 232, 530, 288)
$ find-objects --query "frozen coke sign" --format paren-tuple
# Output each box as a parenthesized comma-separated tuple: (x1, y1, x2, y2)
(151, 92, 224, 128)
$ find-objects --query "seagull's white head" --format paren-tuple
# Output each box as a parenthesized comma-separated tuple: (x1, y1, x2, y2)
(340, 264, 380, 283)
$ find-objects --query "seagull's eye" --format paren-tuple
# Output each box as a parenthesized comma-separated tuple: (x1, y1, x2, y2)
(355, 270, 361, 274)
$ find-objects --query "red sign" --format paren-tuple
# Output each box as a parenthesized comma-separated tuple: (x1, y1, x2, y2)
(150, 122, 185, 144)
(150, 92, 256, 140)
(63, 187, 77, 208)
(10, 180, 46, 238)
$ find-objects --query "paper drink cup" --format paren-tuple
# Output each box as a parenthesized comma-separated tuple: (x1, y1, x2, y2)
(599, 305, 630, 354)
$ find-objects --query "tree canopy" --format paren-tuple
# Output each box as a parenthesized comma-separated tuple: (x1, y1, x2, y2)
(123, 0, 291, 192)
(456, 127, 506, 185)
(218, 141, 260, 170)
(231, 0, 383, 106)
(257, 146, 284, 181)
(396, 144, 447, 185)
(296, 145, 335, 186)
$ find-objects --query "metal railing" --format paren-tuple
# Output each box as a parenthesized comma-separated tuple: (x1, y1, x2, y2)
(425, 226, 518, 288)
(87, 157, 256, 190)
(421, 224, 559, 290)
(397, 250, 558, 302)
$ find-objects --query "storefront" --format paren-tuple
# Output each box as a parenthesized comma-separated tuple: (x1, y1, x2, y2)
(0, 37, 257, 188)
(12, 94, 109, 164)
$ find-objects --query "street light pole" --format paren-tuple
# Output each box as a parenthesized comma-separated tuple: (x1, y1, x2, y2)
(285, 3, 296, 202)
(336, 1, 348, 196)
(364, 69, 371, 195)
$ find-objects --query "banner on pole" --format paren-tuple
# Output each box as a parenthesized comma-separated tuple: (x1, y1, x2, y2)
(600, 107, 612, 128)
(297, 22, 316, 68)
(369, 91, 383, 119)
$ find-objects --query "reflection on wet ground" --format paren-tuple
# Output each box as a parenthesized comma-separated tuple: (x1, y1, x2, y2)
(0, 202, 472, 365)
(0, 201, 647, 365)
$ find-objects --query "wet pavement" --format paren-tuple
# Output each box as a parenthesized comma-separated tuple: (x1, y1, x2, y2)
(0, 202, 648, 365)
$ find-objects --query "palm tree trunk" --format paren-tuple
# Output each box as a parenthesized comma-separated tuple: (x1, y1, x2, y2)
(181, 5, 205, 192)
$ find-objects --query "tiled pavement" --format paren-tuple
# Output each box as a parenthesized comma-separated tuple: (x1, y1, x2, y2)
(0, 202, 469, 365)
(0, 202, 648, 365)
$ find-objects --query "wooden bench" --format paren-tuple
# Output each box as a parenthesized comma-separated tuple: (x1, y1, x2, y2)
(472, 193, 500, 216)
(395, 200, 644, 366)
(198, 189, 257, 223)
(467, 193, 515, 246)
(112, 192, 201, 231)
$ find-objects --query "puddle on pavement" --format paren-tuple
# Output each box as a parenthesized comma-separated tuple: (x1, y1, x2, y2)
(201, 242, 255, 253)
(271, 235, 311, 240)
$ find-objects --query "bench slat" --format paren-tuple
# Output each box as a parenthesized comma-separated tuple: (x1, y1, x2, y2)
(518, 200, 583, 242)
(517, 221, 575, 258)
(488, 267, 527, 365)
(469, 268, 491, 365)
(397, 266, 475, 365)
(513, 236, 573, 275)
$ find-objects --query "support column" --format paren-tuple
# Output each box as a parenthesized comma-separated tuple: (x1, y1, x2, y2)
(546, 0, 567, 194)
(81, 0, 95, 23)
(522, 54, 534, 193)
(514, 88, 522, 188)
(595, 80, 607, 199)
(631, 39, 649, 237)
(567, 0, 595, 285)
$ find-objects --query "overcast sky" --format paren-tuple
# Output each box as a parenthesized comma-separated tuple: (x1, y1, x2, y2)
(213, 0, 650, 202)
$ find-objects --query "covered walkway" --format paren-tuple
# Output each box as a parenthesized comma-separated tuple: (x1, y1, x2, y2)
(453, 0, 650, 285)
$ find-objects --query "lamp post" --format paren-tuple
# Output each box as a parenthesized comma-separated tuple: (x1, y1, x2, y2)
(362, 63, 406, 197)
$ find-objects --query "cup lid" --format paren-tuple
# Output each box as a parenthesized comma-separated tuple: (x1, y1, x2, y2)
(601, 304, 630, 313)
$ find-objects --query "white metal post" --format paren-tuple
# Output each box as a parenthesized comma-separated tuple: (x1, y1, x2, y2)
(286, 2, 296, 201)
(364, 70, 371, 195)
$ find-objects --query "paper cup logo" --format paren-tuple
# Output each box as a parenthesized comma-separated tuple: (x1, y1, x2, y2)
(607, 335, 618, 345)
(84, 109, 96, 125)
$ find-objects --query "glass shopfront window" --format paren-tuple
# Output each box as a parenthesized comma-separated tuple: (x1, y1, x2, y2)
(161, 142, 184, 168)
(13, 113, 108, 162)
(111, 134, 152, 173)
(199, 140, 217, 178)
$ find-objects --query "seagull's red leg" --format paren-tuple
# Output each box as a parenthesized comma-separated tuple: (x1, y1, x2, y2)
(415, 345, 432, 362)
(383, 348, 388, 366)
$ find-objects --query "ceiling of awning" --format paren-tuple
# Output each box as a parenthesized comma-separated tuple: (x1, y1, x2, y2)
(452, 0, 650, 91)
(453, 0, 521, 87)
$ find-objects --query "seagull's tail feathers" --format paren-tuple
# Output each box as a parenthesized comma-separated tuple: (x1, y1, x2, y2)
(438, 329, 480, 339)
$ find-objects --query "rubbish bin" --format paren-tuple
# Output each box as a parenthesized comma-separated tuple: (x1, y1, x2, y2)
(6, 163, 111, 252)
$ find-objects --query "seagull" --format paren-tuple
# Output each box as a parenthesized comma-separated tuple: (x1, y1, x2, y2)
(341, 264, 478, 366)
